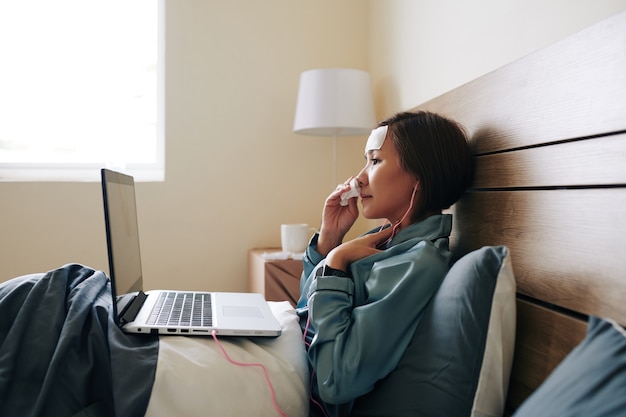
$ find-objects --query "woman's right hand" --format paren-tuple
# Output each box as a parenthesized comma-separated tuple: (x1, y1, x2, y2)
(317, 180, 360, 256)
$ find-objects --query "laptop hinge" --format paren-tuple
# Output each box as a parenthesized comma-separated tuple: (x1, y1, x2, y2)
(119, 291, 148, 325)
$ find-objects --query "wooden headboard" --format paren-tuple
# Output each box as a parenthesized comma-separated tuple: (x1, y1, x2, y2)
(412, 10, 626, 412)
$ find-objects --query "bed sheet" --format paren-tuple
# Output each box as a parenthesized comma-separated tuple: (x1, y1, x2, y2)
(146, 301, 309, 417)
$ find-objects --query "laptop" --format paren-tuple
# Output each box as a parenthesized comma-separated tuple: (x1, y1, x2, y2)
(101, 168, 282, 337)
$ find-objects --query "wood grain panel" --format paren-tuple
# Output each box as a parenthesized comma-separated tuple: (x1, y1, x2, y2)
(412, 11, 626, 154)
(506, 299, 587, 411)
(450, 188, 626, 324)
(474, 133, 626, 189)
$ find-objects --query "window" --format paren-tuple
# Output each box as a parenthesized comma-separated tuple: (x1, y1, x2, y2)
(0, 0, 164, 182)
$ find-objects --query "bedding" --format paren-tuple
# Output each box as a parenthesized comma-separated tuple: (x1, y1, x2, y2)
(0, 264, 309, 417)
(351, 245, 516, 417)
(145, 301, 309, 417)
(0, 264, 158, 417)
(512, 315, 626, 417)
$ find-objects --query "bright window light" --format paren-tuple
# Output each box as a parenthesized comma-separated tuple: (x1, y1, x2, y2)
(0, 0, 164, 181)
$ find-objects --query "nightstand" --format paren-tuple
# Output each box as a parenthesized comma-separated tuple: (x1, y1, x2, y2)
(248, 248, 303, 307)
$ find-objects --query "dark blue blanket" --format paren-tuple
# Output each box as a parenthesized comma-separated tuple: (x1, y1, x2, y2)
(0, 264, 158, 417)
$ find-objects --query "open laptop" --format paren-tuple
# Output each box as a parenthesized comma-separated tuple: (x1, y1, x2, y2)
(101, 168, 282, 337)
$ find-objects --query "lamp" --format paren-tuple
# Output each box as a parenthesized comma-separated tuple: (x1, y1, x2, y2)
(293, 68, 376, 186)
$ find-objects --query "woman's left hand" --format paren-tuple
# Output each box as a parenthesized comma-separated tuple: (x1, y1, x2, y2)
(325, 226, 394, 272)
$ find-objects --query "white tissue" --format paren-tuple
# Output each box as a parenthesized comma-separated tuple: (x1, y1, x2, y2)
(340, 178, 361, 206)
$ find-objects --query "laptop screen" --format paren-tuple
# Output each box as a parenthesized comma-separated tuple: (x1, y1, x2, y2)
(101, 169, 144, 298)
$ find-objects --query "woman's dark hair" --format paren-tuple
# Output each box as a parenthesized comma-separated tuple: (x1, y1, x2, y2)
(379, 111, 474, 219)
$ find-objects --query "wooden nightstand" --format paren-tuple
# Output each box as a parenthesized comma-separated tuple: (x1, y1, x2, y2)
(248, 248, 303, 307)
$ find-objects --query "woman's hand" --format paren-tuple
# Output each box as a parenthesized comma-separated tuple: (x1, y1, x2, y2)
(325, 226, 394, 272)
(316, 180, 361, 256)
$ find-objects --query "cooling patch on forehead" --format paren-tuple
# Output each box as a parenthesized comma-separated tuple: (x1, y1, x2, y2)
(365, 125, 388, 152)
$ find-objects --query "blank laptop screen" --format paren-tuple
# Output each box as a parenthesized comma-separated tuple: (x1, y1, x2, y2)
(102, 170, 143, 296)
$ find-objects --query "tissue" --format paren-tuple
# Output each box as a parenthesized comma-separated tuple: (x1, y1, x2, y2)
(340, 178, 361, 206)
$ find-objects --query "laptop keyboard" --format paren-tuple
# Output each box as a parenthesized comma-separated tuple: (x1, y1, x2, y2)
(147, 291, 213, 327)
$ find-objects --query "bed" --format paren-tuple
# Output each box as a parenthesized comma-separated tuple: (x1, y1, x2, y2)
(0, 265, 309, 417)
(1, 9, 625, 417)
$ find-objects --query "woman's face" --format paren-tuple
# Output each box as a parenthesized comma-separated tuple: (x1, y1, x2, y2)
(355, 135, 417, 222)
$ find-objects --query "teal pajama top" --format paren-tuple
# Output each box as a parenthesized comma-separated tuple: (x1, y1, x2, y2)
(296, 214, 454, 417)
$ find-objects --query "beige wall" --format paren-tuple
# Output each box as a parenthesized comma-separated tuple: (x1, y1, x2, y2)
(2, 0, 625, 291)
(369, 0, 626, 114)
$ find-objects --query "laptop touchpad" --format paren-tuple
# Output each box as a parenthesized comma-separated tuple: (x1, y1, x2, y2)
(222, 306, 263, 318)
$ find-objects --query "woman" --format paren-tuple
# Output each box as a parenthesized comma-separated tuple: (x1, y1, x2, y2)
(296, 111, 474, 417)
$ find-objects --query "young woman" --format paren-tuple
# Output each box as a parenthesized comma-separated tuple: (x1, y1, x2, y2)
(296, 111, 474, 417)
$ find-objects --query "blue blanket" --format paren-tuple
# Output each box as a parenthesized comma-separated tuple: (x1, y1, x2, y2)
(0, 264, 158, 417)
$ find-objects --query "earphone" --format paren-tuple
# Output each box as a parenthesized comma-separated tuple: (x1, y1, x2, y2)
(211, 330, 290, 417)
(378, 182, 418, 247)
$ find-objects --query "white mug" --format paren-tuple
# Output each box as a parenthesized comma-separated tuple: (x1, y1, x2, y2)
(281, 223, 310, 254)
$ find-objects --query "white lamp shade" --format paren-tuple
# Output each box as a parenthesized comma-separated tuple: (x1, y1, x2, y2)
(293, 68, 376, 136)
